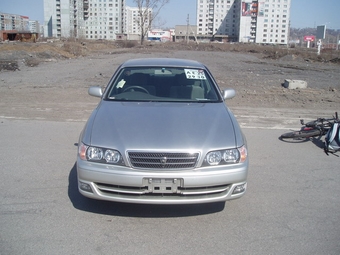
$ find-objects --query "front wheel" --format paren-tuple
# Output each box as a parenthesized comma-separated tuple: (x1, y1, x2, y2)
(280, 128, 321, 139)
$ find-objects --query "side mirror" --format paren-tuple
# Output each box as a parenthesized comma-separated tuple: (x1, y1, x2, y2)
(88, 86, 103, 98)
(222, 88, 236, 100)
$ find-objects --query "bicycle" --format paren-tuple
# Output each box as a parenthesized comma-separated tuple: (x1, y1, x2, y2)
(280, 112, 339, 140)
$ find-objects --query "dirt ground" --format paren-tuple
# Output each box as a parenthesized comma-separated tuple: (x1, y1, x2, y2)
(0, 40, 339, 125)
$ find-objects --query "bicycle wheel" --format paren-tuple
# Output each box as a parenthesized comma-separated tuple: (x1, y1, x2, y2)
(280, 128, 321, 139)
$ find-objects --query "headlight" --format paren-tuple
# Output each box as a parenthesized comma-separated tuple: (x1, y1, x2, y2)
(223, 149, 239, 163)
(104, 150, 121, 163)
(78, 143, 124, 165)
(204, 145, 247, 166)
(87, 147, 103, 160)
(206, 151, 222, 165)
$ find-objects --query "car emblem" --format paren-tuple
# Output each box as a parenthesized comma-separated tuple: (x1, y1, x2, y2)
(160, 157, 167, 166)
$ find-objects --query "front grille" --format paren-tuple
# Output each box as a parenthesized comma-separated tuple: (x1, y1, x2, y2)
(128, 152, 199, 169)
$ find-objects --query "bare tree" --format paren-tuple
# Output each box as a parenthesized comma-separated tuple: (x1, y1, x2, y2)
(133, 0, 170, 45)
(152, 16, 168, 29)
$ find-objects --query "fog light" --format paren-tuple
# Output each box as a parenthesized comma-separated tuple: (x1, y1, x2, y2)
(232, 183, 246, 194)
(79, 181, 93, 193)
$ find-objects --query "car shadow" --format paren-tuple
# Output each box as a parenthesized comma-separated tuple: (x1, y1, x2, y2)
(68, 163, 225, 217)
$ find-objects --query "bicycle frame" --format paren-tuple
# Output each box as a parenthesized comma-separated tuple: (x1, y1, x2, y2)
(280, 112, 338, 140)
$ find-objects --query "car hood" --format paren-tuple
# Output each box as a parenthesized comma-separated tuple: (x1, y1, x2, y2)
(86, 101, 237, 152)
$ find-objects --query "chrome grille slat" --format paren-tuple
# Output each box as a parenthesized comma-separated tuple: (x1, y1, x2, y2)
(181, 185, 230, 195)
(96, 183, 146, 195)
(95, 183, 231, 197)
(128, 152, 199, 169)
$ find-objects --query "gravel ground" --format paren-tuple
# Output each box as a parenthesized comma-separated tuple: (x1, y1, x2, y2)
(0, 42, 339, 125)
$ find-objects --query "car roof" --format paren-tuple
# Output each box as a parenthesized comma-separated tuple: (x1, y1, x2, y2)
(120, 58, 207, 69)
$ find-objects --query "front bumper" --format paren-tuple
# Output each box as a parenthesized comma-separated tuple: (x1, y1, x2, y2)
(76, 158, 248, 204)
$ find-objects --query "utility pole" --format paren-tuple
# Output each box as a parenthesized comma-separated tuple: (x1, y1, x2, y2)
(186, 14, 189, 44)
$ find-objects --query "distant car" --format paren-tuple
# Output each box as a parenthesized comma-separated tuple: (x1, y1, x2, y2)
(77, 58, 248, 204)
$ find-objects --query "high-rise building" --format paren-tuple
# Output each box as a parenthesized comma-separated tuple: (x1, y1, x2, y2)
(44, 0, 125, 39)
(44, 0, 72, 37)
(84, 0, 124, 40)
(0, 12, 30, 31)
(124, 6, 152, 40)
(29, 20, 41, 33)
(196, 0, 291, 44)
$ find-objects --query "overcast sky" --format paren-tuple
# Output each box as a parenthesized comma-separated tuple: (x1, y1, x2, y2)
(0, 0, 339, 29)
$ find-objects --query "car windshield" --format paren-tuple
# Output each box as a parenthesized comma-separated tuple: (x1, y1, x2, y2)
(106, 67, 221, 102)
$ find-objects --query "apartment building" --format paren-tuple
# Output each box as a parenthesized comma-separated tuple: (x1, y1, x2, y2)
(0, 12, 41, 41)
(44, 0, 72, 37)
(125, 6, 151, 35)
(44, 0, 124, 39)
(29, 20, 41, 33)
(196, 0, 239, 40)
(0, 12, 30, 31)
(84, 0, 124, 40)
(196, 0, 291, 44)
(124, 6, 153, 40)
(248, 0, 291, 44)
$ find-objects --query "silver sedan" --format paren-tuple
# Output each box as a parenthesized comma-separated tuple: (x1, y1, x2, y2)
(77, 58, 248, 204)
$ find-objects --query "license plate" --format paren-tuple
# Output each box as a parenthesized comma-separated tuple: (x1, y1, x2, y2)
(143, 178, 183, 194)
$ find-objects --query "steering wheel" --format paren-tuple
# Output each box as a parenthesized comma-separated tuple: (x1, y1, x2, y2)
(123, 86, 149, 94)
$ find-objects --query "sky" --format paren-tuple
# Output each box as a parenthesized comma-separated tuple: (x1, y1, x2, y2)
(0, 0, 339, 30)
